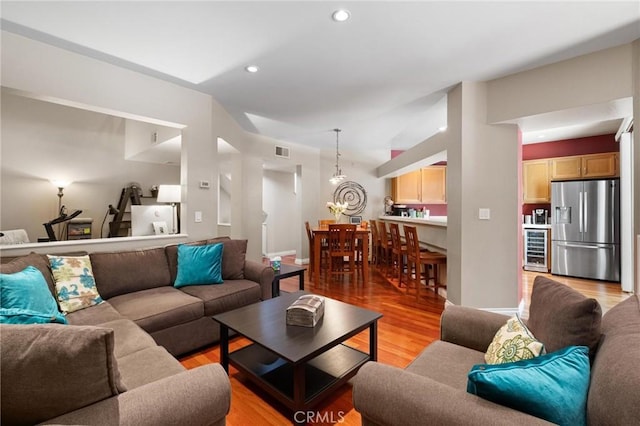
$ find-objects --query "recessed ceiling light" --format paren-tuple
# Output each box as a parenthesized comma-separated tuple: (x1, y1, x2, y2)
(332, 9, 350, 22)
(438, 126, 447, 132)
(245, 65, 259, 73)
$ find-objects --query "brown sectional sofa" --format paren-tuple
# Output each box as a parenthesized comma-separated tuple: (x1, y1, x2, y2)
(1, 237, 275, 425)
(353, 276, 640, 425)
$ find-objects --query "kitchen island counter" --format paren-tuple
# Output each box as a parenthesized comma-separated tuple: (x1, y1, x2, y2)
(378, 215, 447, 254)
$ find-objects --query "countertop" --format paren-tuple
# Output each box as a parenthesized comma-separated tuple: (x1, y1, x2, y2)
(522, 223, 551, 229)
(378, 215, 447, 228)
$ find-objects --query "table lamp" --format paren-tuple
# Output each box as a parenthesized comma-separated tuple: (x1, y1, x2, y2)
(156, 184, 181, 234)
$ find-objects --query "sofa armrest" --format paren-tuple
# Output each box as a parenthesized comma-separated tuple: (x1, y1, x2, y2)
(440, 305, 509, 353)
(44, 364, 230, 426)
(243, 259, 274, 300)
(353, 362, 552, 426)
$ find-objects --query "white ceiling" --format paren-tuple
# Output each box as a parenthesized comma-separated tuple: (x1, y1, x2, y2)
(1, 1, 639, 153)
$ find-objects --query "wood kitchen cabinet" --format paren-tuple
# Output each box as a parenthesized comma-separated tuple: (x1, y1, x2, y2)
(392, 170, 422, 204)
(550, 152, 618, 180)
(550, 156, 582, 180)
(420, 166, 446, 204)
(581, 152, 618, 178)
(392, 166, 446, 204)
(523, 159, 550, 203)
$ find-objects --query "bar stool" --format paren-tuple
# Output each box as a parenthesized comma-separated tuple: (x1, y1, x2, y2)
(377, 221, 393, 271)
(388, 223, 408, 286)
(369, 219, 381, 266)
(403, 225, 447, 297)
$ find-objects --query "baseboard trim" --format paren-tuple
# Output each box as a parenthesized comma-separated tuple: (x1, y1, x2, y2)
(444, 299, 520, 317)
(264, 250, 296, 258)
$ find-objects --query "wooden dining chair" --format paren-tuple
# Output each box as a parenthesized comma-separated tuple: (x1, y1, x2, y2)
(305, 221, 315, 280)
(327, 224, 358, 282)
(389, 222, 408, 286)
(403, 225, 447, 297)
(318, 219, 336, 229)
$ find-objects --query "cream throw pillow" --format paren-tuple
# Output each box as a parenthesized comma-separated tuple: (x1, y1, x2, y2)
(485, 315, 545, 364)
(48, 255, 103, 313)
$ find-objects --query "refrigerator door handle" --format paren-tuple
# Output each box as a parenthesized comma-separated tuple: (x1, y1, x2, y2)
(584, 191, 588, 231)
(557, 243, 609, 250)
(579, 191, 583, 233)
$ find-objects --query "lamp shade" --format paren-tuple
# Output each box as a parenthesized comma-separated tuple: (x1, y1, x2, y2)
(156, 185, 181, 203)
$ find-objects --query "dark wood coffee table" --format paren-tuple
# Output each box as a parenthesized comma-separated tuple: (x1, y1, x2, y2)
(213, 291, 382, 425)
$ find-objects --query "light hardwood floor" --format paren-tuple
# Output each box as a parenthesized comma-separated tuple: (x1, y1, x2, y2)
(180, 259, 628, 425)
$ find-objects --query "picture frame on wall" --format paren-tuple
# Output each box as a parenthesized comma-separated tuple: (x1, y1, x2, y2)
(152, 221, 168, 235)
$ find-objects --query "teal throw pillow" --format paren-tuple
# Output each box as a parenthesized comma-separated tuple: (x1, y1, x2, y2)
(467, 345, 590, 426)
(0, 266, 67, 324)
(174, 243, 224, 288)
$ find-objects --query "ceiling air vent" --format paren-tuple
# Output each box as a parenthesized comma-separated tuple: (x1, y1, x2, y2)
(275, 145, 290, 159)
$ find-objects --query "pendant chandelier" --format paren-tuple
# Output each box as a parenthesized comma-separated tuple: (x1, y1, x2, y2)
(329, 128, 347, 184)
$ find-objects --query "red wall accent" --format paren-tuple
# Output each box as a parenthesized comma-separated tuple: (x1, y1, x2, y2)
(522, 134, 618, 160)
(401, 204, 447, 216)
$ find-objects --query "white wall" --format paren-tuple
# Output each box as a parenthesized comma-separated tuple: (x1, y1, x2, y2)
(0, 93, 179, 241)
(262, 170, 296, 256)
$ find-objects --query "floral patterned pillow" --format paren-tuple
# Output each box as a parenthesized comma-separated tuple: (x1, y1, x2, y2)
(485, 315, 545, 364)
(47, 255, 103, 314)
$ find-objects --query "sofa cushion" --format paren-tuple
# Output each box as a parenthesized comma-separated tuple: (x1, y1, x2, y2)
(166, 237, 246, 282)
(526, 275, 602, 357)
(107, 287, 203, 333)
(0, 266, 67, 324)
(166, 238, 226, 283)
(587, 295, 640, 425)
(66, 301, 125, 325)
(0, 252, 56, 299)
(47, 255, 103, 313)
(98, 318, 159, 358)
(208, 238, 247, 280)
(405, 340, 485, 390)
(180, 279, 262, 316)
(485, 315, 544, 364)
(116, 345, 186, 390)
(174, 243, 224, 287)
(468, 345, 590, 426)
(0, 323, 125, 426)
(90, 247, 172, 299)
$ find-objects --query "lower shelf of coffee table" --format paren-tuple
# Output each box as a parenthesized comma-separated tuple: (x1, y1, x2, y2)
(229, 342, 369, 407)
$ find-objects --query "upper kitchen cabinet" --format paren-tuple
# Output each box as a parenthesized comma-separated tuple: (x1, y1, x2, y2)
(581, 152, 618, 178)
(392, 166, 447, 204)
(550, 156, 582, 180)
(420, 166, 446, 204)
(550, 152, 618, 180)
(523, 159, 550, 203)
(392, 170, 422, 204)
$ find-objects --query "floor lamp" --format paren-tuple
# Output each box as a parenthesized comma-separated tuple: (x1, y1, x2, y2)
(156, 185, 181, 234)
(50, 180, 71, 240)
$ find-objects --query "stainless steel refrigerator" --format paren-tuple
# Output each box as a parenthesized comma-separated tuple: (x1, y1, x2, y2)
(551, 179, 620, 282)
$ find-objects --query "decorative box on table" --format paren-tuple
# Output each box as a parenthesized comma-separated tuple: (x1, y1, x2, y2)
(286, 294, 325, 327)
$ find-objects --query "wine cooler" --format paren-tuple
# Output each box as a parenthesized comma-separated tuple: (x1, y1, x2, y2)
(524, 228, 549, 272)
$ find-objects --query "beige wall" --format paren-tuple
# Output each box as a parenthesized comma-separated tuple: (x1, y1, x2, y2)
(487, 44, 634, 123)
(633, 39, 640, 292)
(447, 82, 521, 309)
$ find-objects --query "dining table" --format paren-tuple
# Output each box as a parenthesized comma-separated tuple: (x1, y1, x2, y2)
(311, 226, 370, 285)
